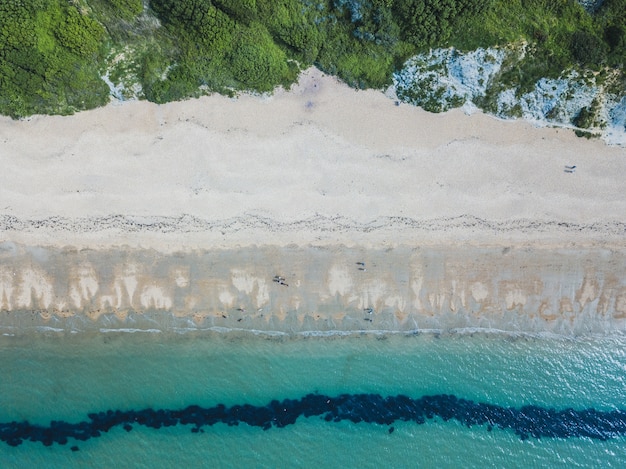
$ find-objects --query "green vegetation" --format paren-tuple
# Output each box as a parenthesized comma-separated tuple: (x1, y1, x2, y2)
(449, 0, 609, 94)
(0, 1, 109, 117)
(596, 0, 626, 66)
(572, 97, 604, 135)
(0, 0, 624, 117)
(106, 0, 143, 20)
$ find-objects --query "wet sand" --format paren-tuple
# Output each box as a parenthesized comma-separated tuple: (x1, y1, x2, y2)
(0, 243, 624, 335)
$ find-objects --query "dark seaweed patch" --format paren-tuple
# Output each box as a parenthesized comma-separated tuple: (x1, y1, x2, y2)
(1, 394, 625, 447)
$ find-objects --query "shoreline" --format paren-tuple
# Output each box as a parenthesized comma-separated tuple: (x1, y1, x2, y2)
(0, 243, 624, 337)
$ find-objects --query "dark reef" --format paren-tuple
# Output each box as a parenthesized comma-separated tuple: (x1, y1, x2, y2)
(2, 393, 625, 448)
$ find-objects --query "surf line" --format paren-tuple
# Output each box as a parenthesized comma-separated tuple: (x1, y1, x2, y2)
(2, 393, 625, 448)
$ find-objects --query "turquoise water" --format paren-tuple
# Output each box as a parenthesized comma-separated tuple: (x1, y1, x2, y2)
(2, 331, 626, 467)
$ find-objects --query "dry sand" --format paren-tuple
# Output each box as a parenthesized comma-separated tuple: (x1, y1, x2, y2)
(0, 67, 624, 250)
(0, 67, 625, 334)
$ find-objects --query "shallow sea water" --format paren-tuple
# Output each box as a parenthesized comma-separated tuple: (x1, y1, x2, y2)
(1, 331, 625, 468)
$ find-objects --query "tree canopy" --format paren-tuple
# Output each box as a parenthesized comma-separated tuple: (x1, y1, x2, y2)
(0, 1, 109, 117)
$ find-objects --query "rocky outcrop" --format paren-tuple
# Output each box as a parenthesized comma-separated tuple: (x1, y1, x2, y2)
(394, 46, 626, 146)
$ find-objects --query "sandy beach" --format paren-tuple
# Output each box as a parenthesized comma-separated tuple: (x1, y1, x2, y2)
(0, 67, 625, 334)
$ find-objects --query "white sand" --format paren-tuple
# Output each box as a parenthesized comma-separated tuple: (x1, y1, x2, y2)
(0, 67, 624, 250)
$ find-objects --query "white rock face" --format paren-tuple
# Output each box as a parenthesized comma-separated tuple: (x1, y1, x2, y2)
(515, 74, 598, 125)
(394, 48, 507, 113)
(577, 0, 604, 11)
(394, 47, 626, 146)
(605, 97, 626, 146)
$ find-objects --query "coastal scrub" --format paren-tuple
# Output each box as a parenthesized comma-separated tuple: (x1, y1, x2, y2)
(0, 0, 624, 132)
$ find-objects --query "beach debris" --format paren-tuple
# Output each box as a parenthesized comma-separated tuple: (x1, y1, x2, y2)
(273, 275, 289, 286)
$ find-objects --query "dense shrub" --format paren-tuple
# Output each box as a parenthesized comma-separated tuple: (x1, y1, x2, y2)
(0, 1, 109, 117)
(106, 0, 143, 19)
(393, 0, 492, 47)
(571, 30, 608, 66)
(229, 24, 292, 91)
